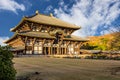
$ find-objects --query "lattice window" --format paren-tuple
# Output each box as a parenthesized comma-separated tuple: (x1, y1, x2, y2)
(34, 40, 42, 54)
(26, 50, 32, 54)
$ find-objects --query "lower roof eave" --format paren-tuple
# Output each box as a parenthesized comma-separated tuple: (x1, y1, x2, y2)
(63, 39, 88, 42)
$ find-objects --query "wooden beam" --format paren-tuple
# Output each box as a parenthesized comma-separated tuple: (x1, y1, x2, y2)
(38, 25, 42, 31)
(47, 26, 51, 32)
(70, 29, 74, 34)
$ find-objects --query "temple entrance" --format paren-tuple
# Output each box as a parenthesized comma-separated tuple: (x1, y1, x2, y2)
(52, 47, 57, 55)
(43, 47, 49, 55)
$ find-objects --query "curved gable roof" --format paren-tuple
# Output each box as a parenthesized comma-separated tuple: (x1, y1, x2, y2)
(11, 12, 80, 32)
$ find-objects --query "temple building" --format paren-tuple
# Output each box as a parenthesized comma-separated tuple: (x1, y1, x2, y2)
(5, 11, 88, 55)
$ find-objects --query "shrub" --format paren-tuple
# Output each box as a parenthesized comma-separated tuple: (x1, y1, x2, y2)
(91, 54, 107, 59)
(113, 56, 120, 60)
(0, 46, 16, 80)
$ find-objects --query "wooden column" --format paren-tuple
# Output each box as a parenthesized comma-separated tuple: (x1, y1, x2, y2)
(32, 38, 36, 54)
(66, 41, 70, 55)
(44, 47, 46, 55)
(63, 47, 65, 54)
(50, 40, 54, 55)
(24, 37, 28, 55)
(61, 47, 62, 55)
(54, 45, 56, 54)
(62, 47, 64, 55)
(73, 42, 77, 55)
(48, 47, 50, 55)
(59, 47, 61, 55)
(53, 45, 55, 54)
(48, 40, 51, 55)
(50, 45, 52, 55)
(78, 42, 83, 54)
(57, 44, 59, 55)
(42, 39, 46, 55)
(65, 46, 67, 55)
(65, 42, 67, 55)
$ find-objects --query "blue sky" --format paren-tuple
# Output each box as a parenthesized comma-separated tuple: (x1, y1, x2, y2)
(0, 0, 120, 45)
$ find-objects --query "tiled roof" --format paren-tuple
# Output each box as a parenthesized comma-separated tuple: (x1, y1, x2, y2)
(26, 13, 80, 29)
(5, 31, 88, 44)
(11, 12, 80, 32)
(63, 35, 89, 41)
(5, 32, 55, 43)
(10, 46, 25, 51)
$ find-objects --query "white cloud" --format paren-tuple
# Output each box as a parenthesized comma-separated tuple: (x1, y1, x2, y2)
(0, 37, 9, 46)
(44, 5, 53, 13)
(59, 0, 64, 6)
(54, 0, 120, 37)
(0, 0, 25, 14)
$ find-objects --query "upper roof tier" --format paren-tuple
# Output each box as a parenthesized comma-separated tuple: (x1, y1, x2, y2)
(11, 11, 80, 32)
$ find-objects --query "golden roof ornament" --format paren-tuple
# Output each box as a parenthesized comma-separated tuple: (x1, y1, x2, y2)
(35, 10, 39, 14)
(50, 13, 53, 17)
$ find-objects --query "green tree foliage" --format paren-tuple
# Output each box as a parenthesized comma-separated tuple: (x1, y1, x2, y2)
(109, 25, 120, 50)
(94, 38, 109, 50)
(110, 32, 120, 50)
(81, 38, 109, 50)
(81, 43, 98, 50)
(0, 45, 16, 80)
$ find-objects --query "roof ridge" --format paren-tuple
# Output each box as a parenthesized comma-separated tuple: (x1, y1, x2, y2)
(25, 11, 53, 18)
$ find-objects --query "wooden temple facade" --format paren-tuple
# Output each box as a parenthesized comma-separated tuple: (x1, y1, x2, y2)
(5, 11, 88, 55)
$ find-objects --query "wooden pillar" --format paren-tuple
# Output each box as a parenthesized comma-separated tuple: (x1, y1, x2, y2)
(78, 42, 83, 54)
(54, 45, 56, 54)
(62, 47, 63, 55)
(61, 47, 62, 55)
(57, 44, 59, 55)
(65, 47, 67, 55)
(48, 46, 51, 55)
(50, 40, 54, 55)
(42, 39, 46, 55)
(66, 41, 70, 55)
(24, 37, 28, 55)
(59, 47, 61, 55)
(32, 38, 36, 54)
(73, 42, 77, 55)
(51, 45, 53, 55)
(44, 47, 46, 55)
(53, 46, 55, 54)
(63, 47, 65, 54)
